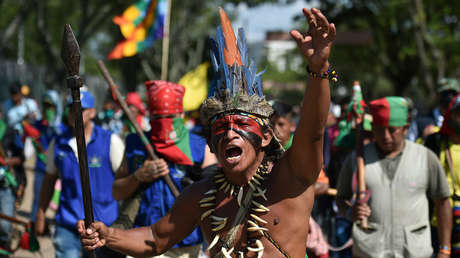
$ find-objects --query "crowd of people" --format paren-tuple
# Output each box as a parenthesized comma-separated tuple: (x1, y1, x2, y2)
(0, 7, 459, 258)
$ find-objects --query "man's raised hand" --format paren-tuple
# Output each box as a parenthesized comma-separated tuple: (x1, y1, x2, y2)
(290, 8, 336, 72)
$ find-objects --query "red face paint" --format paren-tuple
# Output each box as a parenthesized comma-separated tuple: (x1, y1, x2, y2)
(211, 114, 264, 139)
(209, 114, 264, 154)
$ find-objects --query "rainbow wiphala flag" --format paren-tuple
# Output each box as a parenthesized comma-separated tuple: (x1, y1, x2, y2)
(108, 0, 166, 60)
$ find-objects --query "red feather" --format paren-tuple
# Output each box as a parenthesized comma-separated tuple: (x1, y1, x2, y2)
(218, 7, 242, 66)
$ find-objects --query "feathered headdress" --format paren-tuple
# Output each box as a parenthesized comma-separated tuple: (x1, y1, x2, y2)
(200, 8, 273, 126)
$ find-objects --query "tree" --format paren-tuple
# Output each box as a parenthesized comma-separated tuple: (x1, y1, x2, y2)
(302, 0, 460, 103)
(105, 0, 284, 91)
(0, 0, 285, 93)
(0, 0, 135, 90)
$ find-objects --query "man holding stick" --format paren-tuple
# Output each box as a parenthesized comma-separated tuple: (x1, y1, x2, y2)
(337, 96, 452, 258)
(79, 7, 334, 257)
(111, 80, 217, 257)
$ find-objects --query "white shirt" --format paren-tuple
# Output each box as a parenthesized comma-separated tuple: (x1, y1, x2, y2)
(7, 98, 42, 131)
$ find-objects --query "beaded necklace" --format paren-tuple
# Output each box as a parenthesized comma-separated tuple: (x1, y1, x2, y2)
(200, 161, 271, 257)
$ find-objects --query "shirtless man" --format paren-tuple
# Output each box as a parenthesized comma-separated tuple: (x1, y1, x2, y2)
(78, 7, 335, 257)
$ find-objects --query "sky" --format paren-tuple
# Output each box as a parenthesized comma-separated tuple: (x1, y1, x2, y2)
(232, 0, 312, 43)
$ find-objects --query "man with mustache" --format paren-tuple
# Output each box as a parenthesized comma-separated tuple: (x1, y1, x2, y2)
(337, 96, 452, 258)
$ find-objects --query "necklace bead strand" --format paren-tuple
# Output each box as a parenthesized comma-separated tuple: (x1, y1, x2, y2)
(202, 161, 270, 257)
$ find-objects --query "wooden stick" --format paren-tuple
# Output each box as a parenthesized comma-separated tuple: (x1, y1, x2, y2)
(0, 212, 28, 226)
(356, 153, 368, 229)
(160, 0, 172, 81)
(61, 24, 96, 258)
(97, 60, 180, 198)
(353, 81, 368, 229)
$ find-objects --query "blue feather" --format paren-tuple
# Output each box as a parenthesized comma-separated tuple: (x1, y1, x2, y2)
(243, 67, 251, 95)
(231, 65, 240, 97)
(209, 17, 266, 102)
(209, 38, 220, 96)
(245, 60, 257, 95)
(255, 68, 265, 97)
(255, 77, 263, 97)
(209, 38, 219, 74)
(237, 28, 248, 66)
(208, 80, 218, 97)
(216, 27, 232, 96)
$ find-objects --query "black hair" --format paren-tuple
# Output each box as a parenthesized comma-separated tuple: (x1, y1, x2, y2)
(338, 96, 352, 106)
(9, 81, 22, 95)
(440, 90, 458, 110)
(272, 101, 293, 118)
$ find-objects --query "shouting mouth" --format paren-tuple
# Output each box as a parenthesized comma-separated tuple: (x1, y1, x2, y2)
(225, 146, 242, 163)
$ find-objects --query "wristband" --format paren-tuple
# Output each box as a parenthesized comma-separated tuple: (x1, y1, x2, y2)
(439, 245, 451, 255)
(306, 65, 338, 82)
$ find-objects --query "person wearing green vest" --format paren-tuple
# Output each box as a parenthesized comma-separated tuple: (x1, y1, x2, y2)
(337, 96, 452, 258)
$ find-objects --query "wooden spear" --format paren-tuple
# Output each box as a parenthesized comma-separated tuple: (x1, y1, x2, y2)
(61, 24, 97, 258)
(352, 81, 368, 229)
(0, 212, 28, 226)
(97, 60, 180, 197)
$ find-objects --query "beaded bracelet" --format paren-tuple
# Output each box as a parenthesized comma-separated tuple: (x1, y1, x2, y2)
(439, 245, 451, 255)
(306, 65, 339, 82)
(439, 249, 451, 255)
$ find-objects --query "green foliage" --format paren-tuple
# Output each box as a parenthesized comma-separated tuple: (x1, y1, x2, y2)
(0, 0, 134, 88)
(225, 0, 295, 7)
(264, 87, 305, 106)
(302, 0, 460, 105)
(0, 0, 281, 92)
(261, 60, 304, 83)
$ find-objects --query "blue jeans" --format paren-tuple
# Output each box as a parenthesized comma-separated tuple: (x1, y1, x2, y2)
(53, 225, 82, 258)
(329, 217, 352, 258)
(0, 187, 15, 245)
(30, 170, 45, 222)
(53, 225, 121, 258)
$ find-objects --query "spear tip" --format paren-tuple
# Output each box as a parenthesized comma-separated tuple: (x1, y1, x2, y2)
(61, 24, 80, 75)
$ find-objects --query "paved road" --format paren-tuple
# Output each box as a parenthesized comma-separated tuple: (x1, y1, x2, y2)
(11, 160, 56, 258)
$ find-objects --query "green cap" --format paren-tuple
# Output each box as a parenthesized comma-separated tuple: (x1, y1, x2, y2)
(369, 96, 408, 127)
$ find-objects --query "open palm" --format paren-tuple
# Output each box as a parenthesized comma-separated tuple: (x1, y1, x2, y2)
(290, 8, 336, 72)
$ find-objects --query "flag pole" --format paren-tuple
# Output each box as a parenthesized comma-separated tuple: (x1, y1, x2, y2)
(161, 0, 171, 81)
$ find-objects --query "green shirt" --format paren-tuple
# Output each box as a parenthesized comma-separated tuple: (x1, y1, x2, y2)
(284, 133, 294, 150)
(0, 119, 6, 141)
